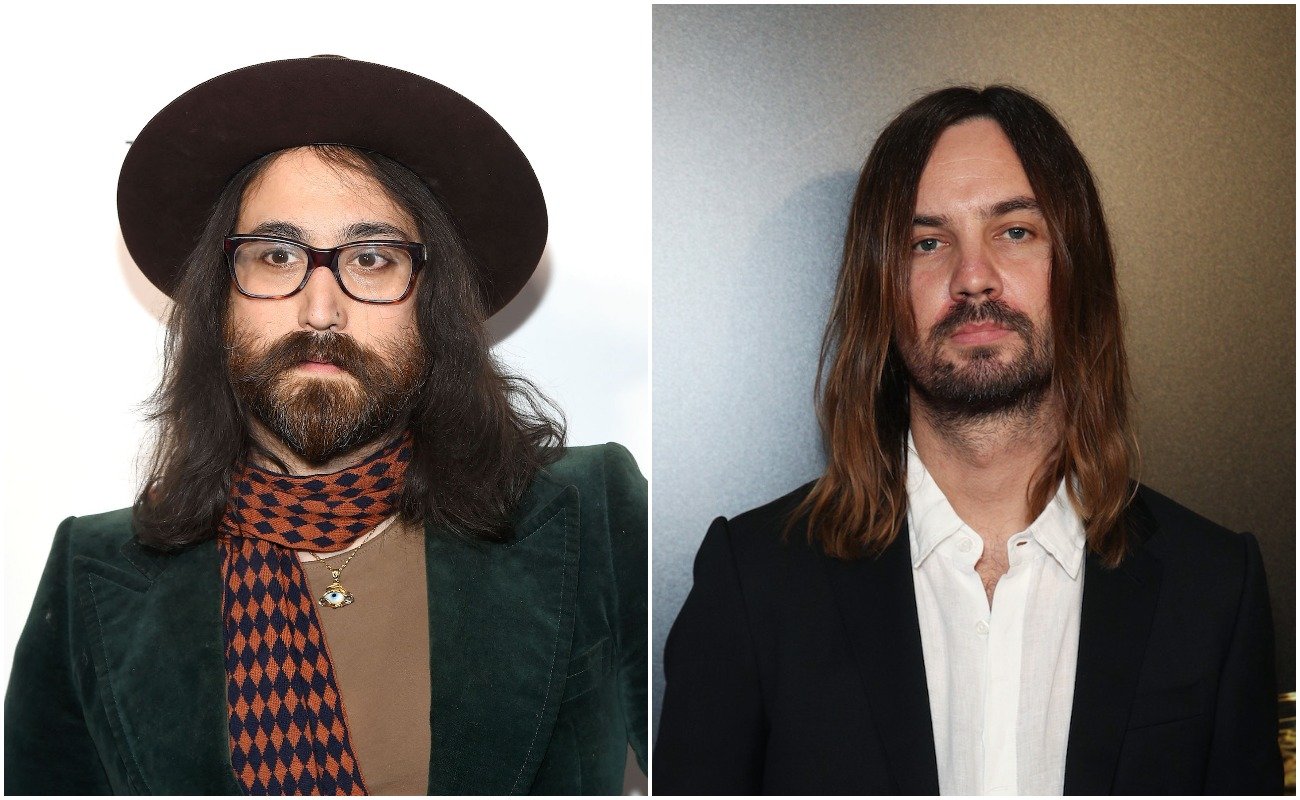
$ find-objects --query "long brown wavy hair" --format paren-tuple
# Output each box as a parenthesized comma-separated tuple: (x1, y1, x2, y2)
(135, 144, 565, 550)
(796, 86, 1138, 567)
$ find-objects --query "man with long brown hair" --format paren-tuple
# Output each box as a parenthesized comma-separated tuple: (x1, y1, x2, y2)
(6, 57, 647, 794)
(656, 86, 1279, 794)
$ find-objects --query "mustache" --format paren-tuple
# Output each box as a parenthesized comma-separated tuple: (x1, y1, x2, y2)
(232, 330, 386, 385)
(929, 299, 1034, 343)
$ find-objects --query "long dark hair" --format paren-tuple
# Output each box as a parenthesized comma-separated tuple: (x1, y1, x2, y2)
(135, 144, 566, 550)
(795, 86, 1138, 566)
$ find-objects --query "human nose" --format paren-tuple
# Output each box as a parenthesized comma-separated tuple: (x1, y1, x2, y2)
(949, 239, 1002, 302)
(298, 265, 348, 332)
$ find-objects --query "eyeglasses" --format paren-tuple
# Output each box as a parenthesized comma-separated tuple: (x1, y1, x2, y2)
(223, 235, 426, 303)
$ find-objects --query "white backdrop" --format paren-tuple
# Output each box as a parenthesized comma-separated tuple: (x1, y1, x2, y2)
(0, 0, 650, 749)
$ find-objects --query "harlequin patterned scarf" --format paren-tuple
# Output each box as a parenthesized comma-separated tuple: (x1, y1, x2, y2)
(219, 434, 412, 795)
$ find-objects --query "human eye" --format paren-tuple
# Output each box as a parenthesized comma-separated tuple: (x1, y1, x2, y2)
(912, 237, 942, 254)
(237, 240, 304, 270)
(343, 244, 406, 272)
(1002, 226, 1032, 242)
(262, 246, 301, 266)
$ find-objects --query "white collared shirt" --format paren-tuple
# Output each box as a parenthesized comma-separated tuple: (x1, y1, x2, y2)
(906, 437, 1085, 795)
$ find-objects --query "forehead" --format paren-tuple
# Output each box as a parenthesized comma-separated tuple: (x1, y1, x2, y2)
(915, 118, 1034, 211)
(236, 148, 417, 240)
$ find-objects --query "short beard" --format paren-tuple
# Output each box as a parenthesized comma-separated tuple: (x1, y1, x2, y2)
(227, 326, 427, 468)
(900, 298, 1052, 426)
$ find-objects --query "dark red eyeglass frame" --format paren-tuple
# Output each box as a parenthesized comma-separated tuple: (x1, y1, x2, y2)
(223, 235, 427, 304)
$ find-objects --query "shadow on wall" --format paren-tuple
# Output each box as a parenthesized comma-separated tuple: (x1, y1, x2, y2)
(652, 168, 859, 734)
(715, 167, 860, 507)
(743, 167, 860, 343)
(118, 234, 170, 322)
(488, 249, 552, 345)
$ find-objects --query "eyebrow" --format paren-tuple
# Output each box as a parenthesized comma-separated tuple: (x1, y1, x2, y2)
(912, 195, 1042, 228)
(243, 219, 415, 243)
(247, 220, 305, 239)
(342, 221, 414, 241)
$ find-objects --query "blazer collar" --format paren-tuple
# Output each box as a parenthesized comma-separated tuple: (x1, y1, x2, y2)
(86, 471, 581, 795)
(1063, 489, 1162, 795)
(821, 522, 941, 795)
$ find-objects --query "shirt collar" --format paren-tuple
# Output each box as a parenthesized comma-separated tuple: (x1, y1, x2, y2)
(905, 432, 1086, 579)
(905, 434, 967, 567)
(1028, 479, 1087, 579)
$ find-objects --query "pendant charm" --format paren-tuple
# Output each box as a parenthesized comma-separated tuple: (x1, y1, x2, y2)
(318, 580, 354, 609)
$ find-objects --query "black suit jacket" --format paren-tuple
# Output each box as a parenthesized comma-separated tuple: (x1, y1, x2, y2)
(655, 483, 1281, 795)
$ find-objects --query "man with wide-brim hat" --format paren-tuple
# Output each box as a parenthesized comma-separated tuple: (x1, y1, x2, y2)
(5, 56, 647, 795)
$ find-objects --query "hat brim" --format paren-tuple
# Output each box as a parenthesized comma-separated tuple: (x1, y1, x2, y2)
(117, 57, 547, 315)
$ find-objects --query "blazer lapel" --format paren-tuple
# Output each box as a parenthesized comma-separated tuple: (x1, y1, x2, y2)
(424, 480, 581, 795)
(1063, 495, 1162, 795)
(821, 523, 940, 795)
(76, 539, 239, 795)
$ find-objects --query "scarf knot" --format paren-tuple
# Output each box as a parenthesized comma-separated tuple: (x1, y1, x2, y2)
(222, 435, 411, 552)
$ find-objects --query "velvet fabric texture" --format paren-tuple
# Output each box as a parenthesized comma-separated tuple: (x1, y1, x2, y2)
(220, 436, 410, 795)
(5, 443, 647, 795)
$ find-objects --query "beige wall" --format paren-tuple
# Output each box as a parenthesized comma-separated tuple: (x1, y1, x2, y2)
(653, 4, 1295, 727)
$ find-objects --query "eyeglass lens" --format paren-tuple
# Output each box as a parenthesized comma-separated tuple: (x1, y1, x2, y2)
(231, 240, 414, 301)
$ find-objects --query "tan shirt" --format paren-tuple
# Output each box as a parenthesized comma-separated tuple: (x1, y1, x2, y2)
(301, 521, 431, 795)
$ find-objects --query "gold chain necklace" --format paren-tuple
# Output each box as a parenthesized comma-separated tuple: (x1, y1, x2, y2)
(307, 516, 398, 609)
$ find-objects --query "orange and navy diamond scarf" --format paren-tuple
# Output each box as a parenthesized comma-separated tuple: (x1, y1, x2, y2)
(218, 434, 412, 795)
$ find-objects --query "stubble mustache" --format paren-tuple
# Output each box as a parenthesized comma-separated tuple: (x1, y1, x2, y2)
(927, 298, 1034, 348)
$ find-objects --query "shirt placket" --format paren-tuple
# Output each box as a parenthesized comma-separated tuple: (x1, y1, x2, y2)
(949, 530, 993, 794)
(980, 535, 1032, 795)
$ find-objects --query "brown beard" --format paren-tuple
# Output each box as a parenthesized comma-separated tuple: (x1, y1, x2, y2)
(900, 298, 1053, 419)
(227, 326, 427, 467)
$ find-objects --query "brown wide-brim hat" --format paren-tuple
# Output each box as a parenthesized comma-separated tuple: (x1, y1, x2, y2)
(117, 56, 547, 315)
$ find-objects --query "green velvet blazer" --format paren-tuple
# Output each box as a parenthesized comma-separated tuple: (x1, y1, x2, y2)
(5, 443, 647, 795)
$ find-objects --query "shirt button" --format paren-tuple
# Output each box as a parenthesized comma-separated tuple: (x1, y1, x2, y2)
(958, 538, 973, 552)
(975, 620, 989, 635)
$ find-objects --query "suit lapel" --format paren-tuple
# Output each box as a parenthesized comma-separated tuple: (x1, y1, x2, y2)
(424, 480, 581, 795)
(76, 539, 239, 795)
(821, 523, 940, 795)
(1063, 495, 1162, 795)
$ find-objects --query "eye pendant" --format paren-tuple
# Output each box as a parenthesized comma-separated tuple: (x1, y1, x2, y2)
(317, 570, 355, 609)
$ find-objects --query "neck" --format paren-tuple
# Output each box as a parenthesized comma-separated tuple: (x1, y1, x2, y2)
(909, 388, 1061, 543)
(244, 418, 402, 476)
